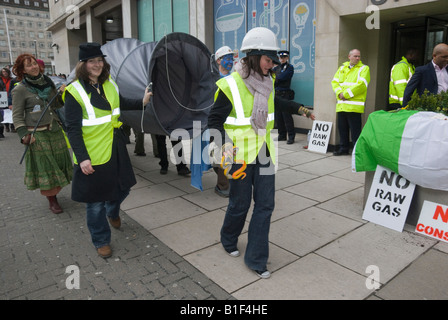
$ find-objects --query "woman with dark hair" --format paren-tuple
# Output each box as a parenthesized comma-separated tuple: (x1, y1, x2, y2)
(63, 43, 152, 258)
(12, 54, 72, 214)
(208, 28, 315, 279)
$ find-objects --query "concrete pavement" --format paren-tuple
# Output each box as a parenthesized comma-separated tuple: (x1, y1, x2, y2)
(1, 129, 448, 300)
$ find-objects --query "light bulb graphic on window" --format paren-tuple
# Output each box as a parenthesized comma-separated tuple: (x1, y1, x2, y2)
(291, 2, 310, 73)
(293, 3, 309, 29)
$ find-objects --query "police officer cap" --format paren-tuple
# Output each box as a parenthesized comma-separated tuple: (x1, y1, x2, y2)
(79, 42, 107, 62)
(278, 50, 289, 57)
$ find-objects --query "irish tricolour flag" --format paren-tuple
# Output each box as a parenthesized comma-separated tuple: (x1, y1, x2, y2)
(352, 110, 448, 191)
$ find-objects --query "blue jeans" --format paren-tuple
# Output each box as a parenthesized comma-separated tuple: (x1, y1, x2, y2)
(86, 189, 129, 248)
(220, 157, 275, 271)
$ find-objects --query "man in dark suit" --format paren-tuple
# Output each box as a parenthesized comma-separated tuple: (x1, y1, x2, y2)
(402, 43, 448, 107)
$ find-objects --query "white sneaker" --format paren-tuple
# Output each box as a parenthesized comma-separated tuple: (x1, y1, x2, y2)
(228, 250, 240, 257)
(254, 269, 271, 279)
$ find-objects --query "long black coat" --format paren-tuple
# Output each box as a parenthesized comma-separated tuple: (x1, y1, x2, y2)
(65, 79, 144, 203)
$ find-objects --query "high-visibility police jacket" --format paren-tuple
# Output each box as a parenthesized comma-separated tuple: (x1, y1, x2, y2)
(331, 61, 370, 113)
(63, 77, 121, 165)
(389, 57, 415, 105)
(216, 72, 276, 165)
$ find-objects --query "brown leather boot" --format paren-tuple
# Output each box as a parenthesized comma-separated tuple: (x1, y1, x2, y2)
(97, 245, 112, 258)
(47, 196, 63, 214)
(108, 216, 121, 229)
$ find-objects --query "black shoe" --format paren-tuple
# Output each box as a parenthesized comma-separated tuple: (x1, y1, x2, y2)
(135, 152, 146, 156)
(333, 150, 350, 156)
(214, 185, 230, 198)
(160, 167, 168, 175)
(276, 136, 286, 141)
(287, 139, 294, 145)
(177, 166, 191, 176)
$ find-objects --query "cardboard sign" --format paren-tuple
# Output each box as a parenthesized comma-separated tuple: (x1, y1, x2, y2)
(415, 201, 448, 243)
(363, 165, 415, 232)
(307, 121, 332, 154)
(0, 91, 7, 108)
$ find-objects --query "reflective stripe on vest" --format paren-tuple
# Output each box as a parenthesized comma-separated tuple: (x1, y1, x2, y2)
(224, 75, 275, 126)
(389, 60, 414, 104)
(71, 79, 120, 127)
(219, 72, 276, 165)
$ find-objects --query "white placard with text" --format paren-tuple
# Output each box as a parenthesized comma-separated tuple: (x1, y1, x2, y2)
(307, 121, 332, 154)
(0, 91, 8, 108)
(416, 201, 448, 243)
(363, 166, 415, 232)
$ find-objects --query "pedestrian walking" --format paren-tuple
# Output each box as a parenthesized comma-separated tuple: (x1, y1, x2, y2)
(208, 27, 315, 278)
(11, 54, 72, 214)
(63, 43, 152, 258)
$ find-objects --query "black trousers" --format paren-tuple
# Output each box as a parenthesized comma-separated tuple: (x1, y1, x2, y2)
(336, 112, 362, 152)
(156, 135, 187, 170)
(275, 90, 295, 139)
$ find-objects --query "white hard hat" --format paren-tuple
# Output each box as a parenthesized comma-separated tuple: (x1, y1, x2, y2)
(215, 46, 235, 61)
(240, 27, 280, 53)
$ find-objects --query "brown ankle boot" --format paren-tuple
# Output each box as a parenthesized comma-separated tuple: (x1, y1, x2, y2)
(47, 196, 63, 214)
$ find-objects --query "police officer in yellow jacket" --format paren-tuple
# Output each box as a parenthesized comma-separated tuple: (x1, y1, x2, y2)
(331, 49, 370, 156)
(388, 48, 418, 110)
(64, 43, 152, 258)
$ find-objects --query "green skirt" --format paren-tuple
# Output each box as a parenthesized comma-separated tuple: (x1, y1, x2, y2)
(24, 129, 73, 191)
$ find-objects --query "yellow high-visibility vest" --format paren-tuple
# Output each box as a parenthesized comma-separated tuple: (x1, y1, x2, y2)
(389, 57, 415, 105)
(63, 77, 121, 165)
(217, 72, 276, 165)
(332, 61, 370, 113)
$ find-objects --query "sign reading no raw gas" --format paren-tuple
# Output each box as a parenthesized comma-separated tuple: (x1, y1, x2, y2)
(307, 121, 332, 154)
(363, 166, 415, 232)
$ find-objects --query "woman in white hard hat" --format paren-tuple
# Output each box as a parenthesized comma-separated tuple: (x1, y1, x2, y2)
(208, 27, 315, 278)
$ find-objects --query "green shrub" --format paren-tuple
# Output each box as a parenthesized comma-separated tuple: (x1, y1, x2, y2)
(406, 90, 448, 116)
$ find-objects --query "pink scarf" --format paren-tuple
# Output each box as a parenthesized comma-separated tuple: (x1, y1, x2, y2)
(235, 62, 273, 134)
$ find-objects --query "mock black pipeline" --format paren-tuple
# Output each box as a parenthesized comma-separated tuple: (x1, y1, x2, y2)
(19, 90, 62, 165)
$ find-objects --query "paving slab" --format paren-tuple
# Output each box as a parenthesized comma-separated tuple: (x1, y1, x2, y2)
(232, 254, 375, 300)
(316, 223, 437, 283)
(126, 197, 207, 230)
(285, 175, 363, 202)
(270, 206, 362, 256)
(374, 249, 448, 300)
(184, 241, 298, 294)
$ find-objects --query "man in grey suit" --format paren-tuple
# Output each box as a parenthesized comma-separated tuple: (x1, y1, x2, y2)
(403, 43, 448, 107)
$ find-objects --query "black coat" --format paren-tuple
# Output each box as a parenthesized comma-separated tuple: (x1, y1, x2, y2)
(65, 79, 144, 203)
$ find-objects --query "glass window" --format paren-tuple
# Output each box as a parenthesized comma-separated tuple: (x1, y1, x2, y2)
(173, 0, 188, 33)
(154, 0, 173, 41)
(137, 0, 154, 42)
(137, 0, 188, 42)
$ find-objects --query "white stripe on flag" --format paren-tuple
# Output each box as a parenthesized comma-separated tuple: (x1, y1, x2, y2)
(399, 112, 448, 191)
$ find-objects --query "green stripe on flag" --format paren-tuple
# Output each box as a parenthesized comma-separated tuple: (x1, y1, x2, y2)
(353, 110, 419, 173)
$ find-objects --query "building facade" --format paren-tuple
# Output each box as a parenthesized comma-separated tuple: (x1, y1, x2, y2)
(0, 0, 54, 73)
(47, 0, 448, 146)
